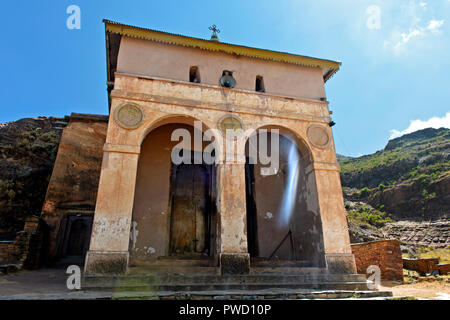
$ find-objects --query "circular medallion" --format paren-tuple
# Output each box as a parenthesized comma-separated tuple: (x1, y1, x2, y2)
(218, 115, 243, 133)
(307, 125, 330, 148)
(114, 103, 144, 129)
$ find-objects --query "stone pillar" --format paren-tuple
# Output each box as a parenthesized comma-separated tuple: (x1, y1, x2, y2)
(84, 143, 140, 274)
(309, 161, 357, 274)
(217, 159, 250, 275)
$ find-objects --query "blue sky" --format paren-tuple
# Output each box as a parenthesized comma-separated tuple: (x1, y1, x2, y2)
(0, 0, 449, 156)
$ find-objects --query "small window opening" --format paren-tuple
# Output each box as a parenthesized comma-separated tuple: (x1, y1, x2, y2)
(189, 66, 201, 83)
(255, 76, 265, 93)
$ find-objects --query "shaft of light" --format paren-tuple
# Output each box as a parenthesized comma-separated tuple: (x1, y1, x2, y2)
(279, 142, 300, 227)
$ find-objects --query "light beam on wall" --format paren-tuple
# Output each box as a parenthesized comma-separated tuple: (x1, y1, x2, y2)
(279, 140, 300, 227)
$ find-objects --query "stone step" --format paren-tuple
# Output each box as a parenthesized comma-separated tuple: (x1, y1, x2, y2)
(250, 259, 312, 267)
(110, 289, 393, 300)
(129, 266, 219, 275)
(84, 273, 367, 285)
(83, 271, 370, 293)
(250, 267, 328, 274)
(133, 257, 215, 267)
(130, 265, 330, 275)
(82, 281, 371, 292)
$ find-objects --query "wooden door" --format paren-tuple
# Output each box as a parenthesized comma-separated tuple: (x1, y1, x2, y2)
(169, 164, 209, 256)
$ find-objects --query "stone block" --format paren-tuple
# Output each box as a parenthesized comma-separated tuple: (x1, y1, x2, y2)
(220, 253, 250, 275)
(84, 251, 129, 274)
(325, 253, 357, 274)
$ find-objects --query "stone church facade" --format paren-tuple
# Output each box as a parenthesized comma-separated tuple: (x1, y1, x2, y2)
(41, 20, 356, 276)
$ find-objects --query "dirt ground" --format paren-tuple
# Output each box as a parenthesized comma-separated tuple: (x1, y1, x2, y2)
(380, 280, 450, 300)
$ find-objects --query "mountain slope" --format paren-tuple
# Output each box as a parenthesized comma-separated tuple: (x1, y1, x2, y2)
(340, 128, 450, 221)
(339, 128, 449, 250)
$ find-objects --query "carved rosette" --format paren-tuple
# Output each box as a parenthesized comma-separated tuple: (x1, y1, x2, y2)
(307, 124, 330, 148)
(114, 102, 145, 129)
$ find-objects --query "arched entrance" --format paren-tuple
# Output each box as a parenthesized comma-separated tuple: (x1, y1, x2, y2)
(130, 120, 217, 265)
(245, 128, 326, 267)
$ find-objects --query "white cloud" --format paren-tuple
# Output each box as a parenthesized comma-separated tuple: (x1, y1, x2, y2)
(427, 19, 445, 33)
(387, 28, 424, 55)
(401, 29, 423, 44)
(383, 1, 445, 55)
(389, 112, 450, 139)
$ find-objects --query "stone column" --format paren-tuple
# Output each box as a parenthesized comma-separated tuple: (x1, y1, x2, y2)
(84, 143, 140, 274)
(217, 157, 250, 275)
(309, 161, 357, 274)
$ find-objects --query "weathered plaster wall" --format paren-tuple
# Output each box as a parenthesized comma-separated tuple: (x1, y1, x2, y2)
(41, 115, 108, 261)
(290, 167, 326, 267)
(130, 124, 212, 263)
(250, 160, 290, 259)
(117, 36, 326, 100)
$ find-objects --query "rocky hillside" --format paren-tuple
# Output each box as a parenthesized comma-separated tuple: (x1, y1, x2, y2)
(340, 128, 450, 220)
(0, 117, 64, 238)
(339, 128, 450, 249)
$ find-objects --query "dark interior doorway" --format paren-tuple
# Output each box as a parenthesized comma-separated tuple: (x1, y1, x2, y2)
(169, 158, 216, 257)
(245, 162, 259, 257)
(59, 214, 93, 263)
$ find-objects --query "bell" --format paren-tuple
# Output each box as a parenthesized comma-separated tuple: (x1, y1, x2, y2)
(220, 71, 236, 88)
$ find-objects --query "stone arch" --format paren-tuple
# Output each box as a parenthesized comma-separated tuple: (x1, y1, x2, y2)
(130, 115, 219, 264)
(138, 114, 224, 163)
(244, 125, 326, 267)
(242, 124, 314, 167)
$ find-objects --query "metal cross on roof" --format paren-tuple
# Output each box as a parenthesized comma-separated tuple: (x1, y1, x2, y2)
(209, 25, 220, 35)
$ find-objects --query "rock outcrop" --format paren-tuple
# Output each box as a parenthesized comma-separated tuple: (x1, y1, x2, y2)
(0, 117, 64, 236)
(339, 128, 450, 249)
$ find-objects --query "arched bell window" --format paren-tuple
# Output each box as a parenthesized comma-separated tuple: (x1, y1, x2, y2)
(220, 70, 236, 88)
(189, 66, 201, 83)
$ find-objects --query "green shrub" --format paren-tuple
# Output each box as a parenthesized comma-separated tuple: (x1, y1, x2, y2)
(358, 187, 370, 198)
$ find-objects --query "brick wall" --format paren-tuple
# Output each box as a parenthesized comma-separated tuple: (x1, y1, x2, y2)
(351, 239, 403, 282)
(403, 258, 450, 275)
(0, 242, 14, 264)
(0, 216, 46, 269)
(403, 258, 438, 275)
(438, 264, 450, 275)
